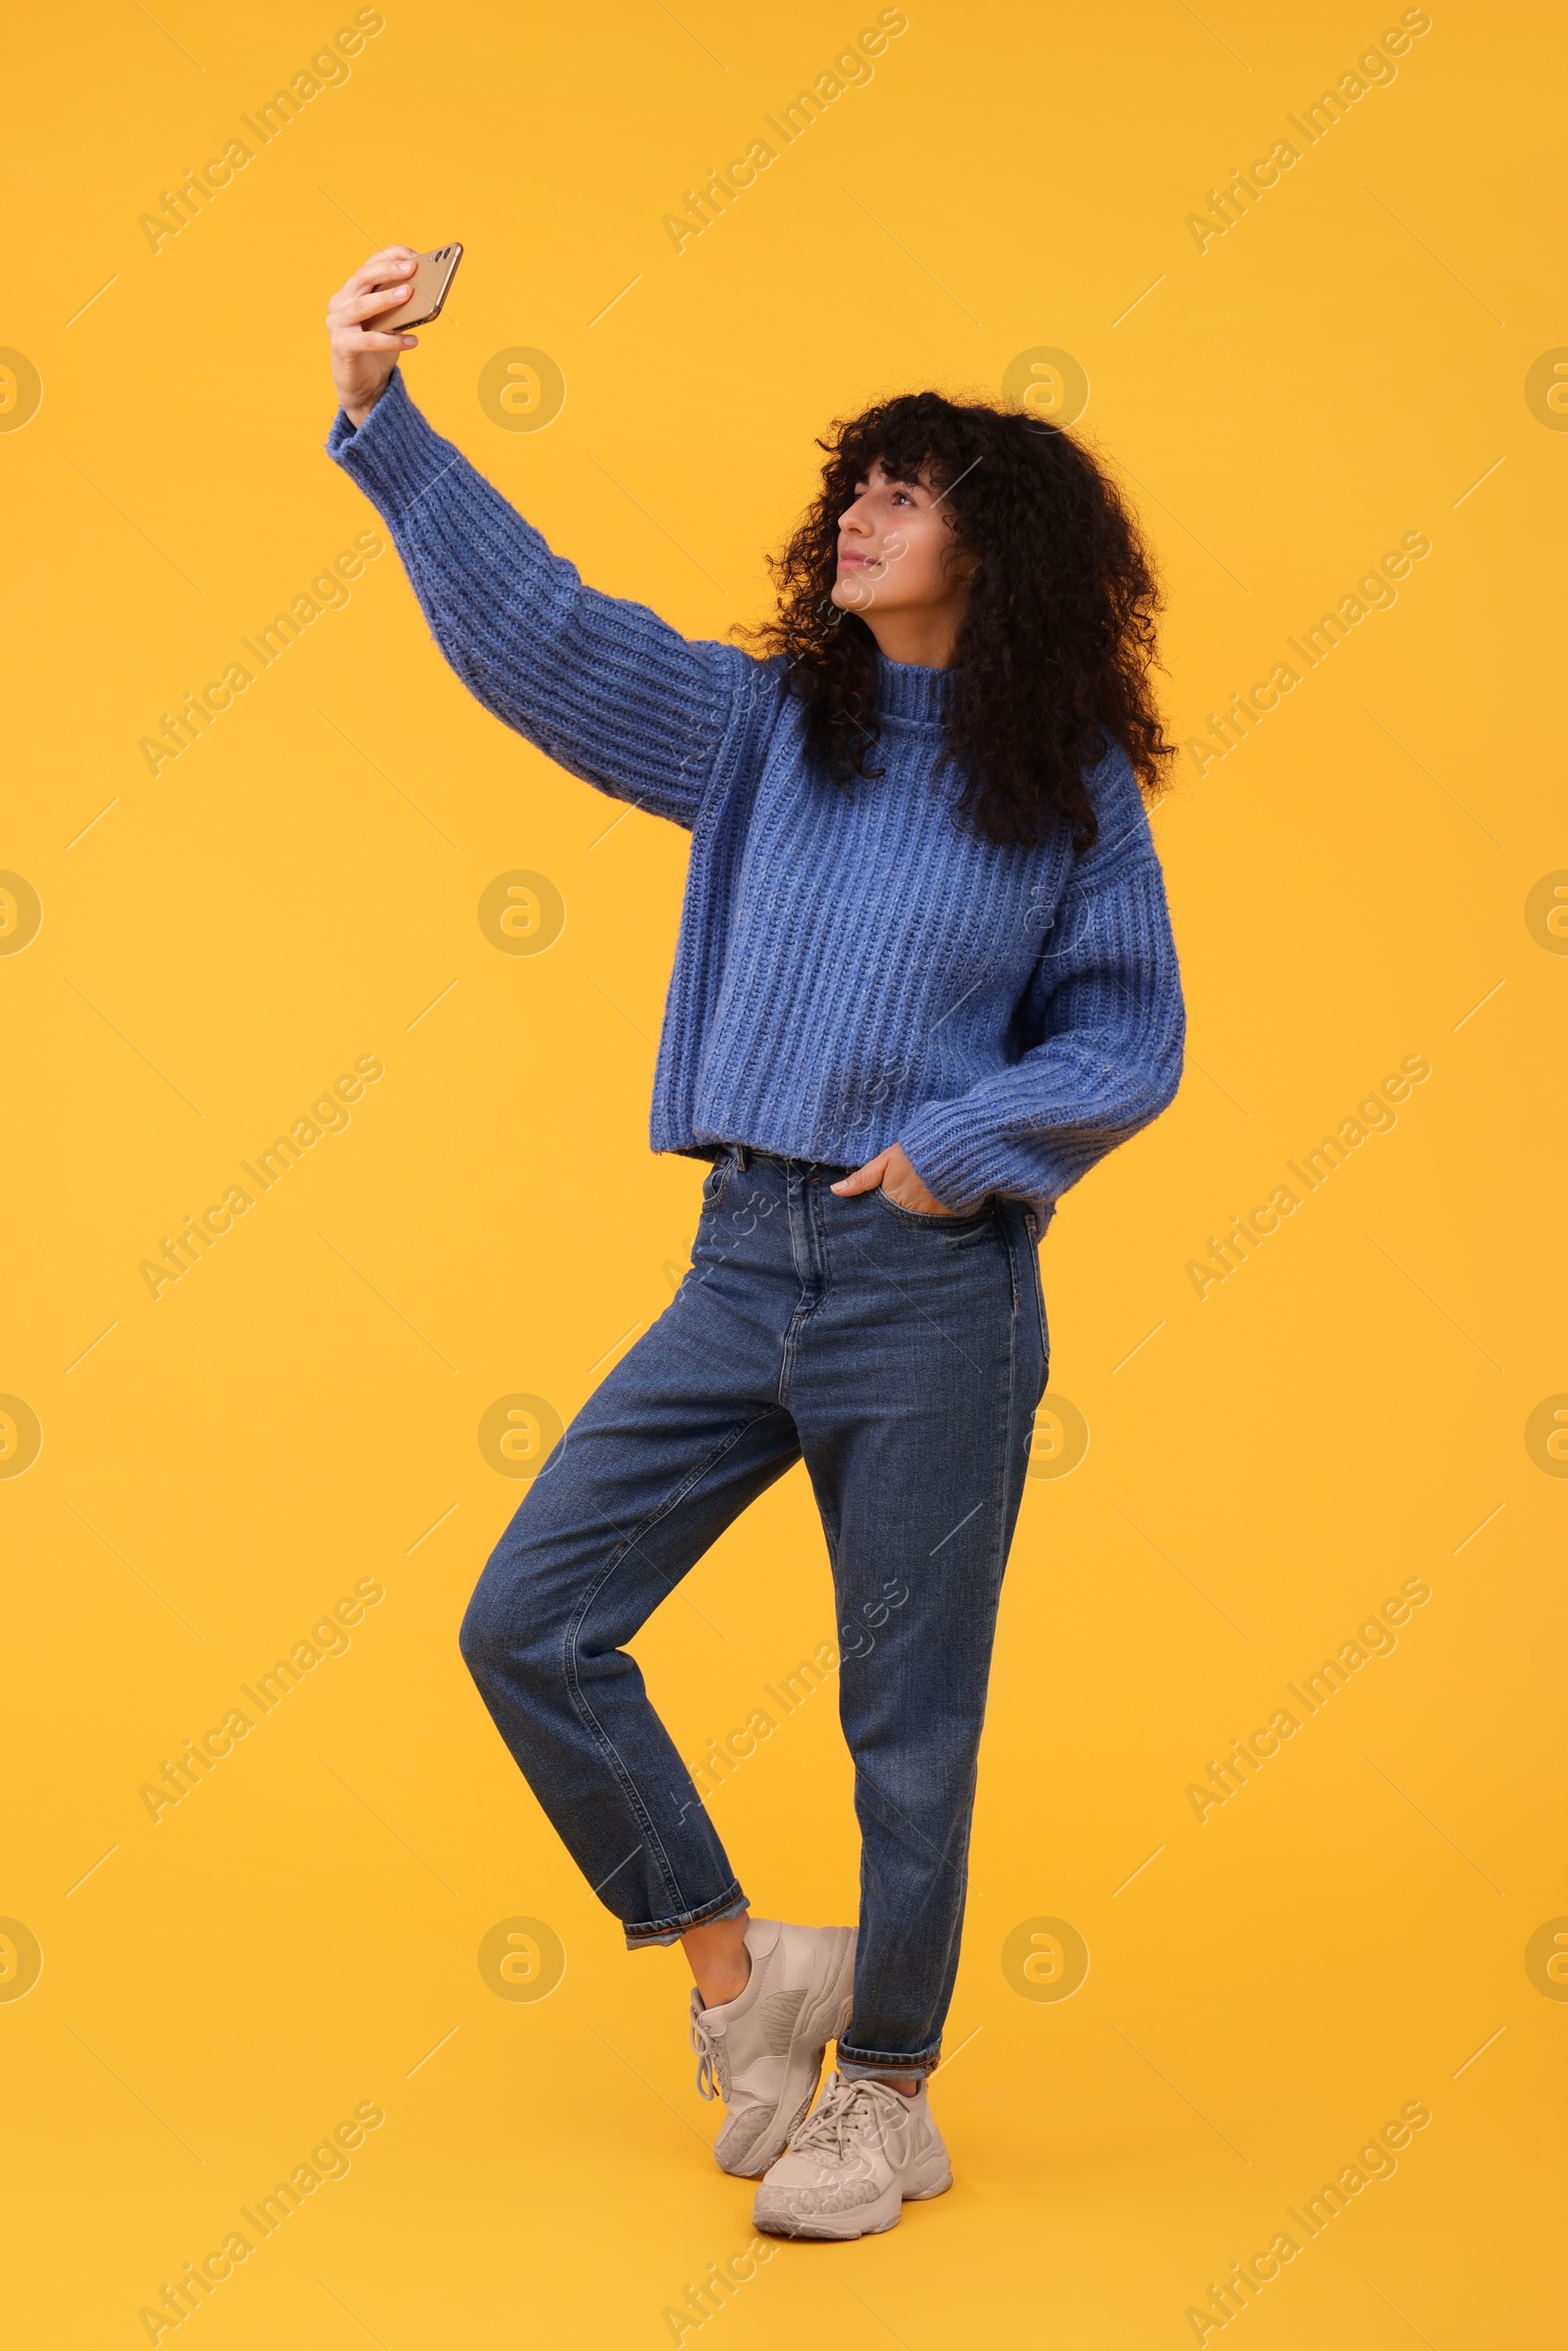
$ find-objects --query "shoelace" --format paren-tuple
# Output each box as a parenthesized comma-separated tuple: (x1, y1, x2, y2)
(689, 1991, 729, 2102)
(787, 2075, 907, 2163)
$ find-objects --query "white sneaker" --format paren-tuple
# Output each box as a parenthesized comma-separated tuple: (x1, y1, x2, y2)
(752, 2070, 953, 2239)
(688, 1919, 856, 2178)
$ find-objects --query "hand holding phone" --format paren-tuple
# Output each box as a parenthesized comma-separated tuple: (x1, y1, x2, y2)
(325, 243, 464, 428)
(371, 243, 464, 331)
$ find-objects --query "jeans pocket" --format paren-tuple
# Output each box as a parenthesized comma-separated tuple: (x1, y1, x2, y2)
(702, 1153, 736, 1214)
(872, 1186, 995, 1233)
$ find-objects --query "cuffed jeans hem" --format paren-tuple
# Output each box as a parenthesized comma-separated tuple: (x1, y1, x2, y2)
(622, 1884, 749, 1951)
(837, 2041, 942, 2083)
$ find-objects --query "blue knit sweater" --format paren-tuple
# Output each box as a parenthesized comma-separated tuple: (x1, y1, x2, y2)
(326, 370, 1185, 1216)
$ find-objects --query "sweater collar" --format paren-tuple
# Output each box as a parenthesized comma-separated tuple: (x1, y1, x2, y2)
(873, 649, 955, 728)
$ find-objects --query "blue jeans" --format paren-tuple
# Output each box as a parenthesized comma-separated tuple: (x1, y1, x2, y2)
(460, 1147, 1049, 2082)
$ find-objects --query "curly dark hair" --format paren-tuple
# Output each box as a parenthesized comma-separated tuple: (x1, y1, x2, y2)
(737, 390, 1177, 854)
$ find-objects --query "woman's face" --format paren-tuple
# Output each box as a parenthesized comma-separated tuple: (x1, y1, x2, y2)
(830, 457, 974, 624)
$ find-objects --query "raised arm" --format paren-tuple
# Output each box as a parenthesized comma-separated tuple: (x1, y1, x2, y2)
(323, 247, 760, 829)
(899, 750, 1186, 1212)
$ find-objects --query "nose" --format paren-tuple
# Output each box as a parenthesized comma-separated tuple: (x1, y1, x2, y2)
(839, 490, 873, 537)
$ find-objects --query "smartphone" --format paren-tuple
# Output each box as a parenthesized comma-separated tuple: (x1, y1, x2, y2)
(373, 243, 464, 332)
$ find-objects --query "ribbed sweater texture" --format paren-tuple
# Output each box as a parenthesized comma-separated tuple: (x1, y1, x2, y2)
(326, 369, 1185, 1216)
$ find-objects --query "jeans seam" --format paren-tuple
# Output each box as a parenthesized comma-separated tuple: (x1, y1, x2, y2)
(1002, 1211, 1023, 1542)
(624, 1885, 750, 1947)
(777, 1166, 829, 1407)
(561, 1400, 793, 1917)
(838, 2043, 942, 2060)
(837, 2039, 943, 2068)
(1023, 1208, 1049, 1396)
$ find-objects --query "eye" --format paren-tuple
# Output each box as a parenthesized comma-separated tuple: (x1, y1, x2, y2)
(892, 489, 914, 506)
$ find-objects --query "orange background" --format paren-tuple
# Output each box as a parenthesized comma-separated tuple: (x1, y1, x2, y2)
(3, 2, 1564, 2344)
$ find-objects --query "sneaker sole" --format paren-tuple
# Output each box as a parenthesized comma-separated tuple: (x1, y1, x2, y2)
(713, 1925, 857, 2180)
(754, 2148, 954, 2241)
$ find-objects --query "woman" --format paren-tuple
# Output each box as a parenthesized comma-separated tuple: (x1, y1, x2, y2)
(325, 247, 1185, 2240)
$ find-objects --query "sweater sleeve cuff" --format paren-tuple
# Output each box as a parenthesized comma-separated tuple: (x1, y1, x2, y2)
(900, 1103, 1049, 1218)
(324, 368, 457, 522)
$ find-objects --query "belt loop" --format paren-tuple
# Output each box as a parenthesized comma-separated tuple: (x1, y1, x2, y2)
(734, 1143, 750, 1171)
